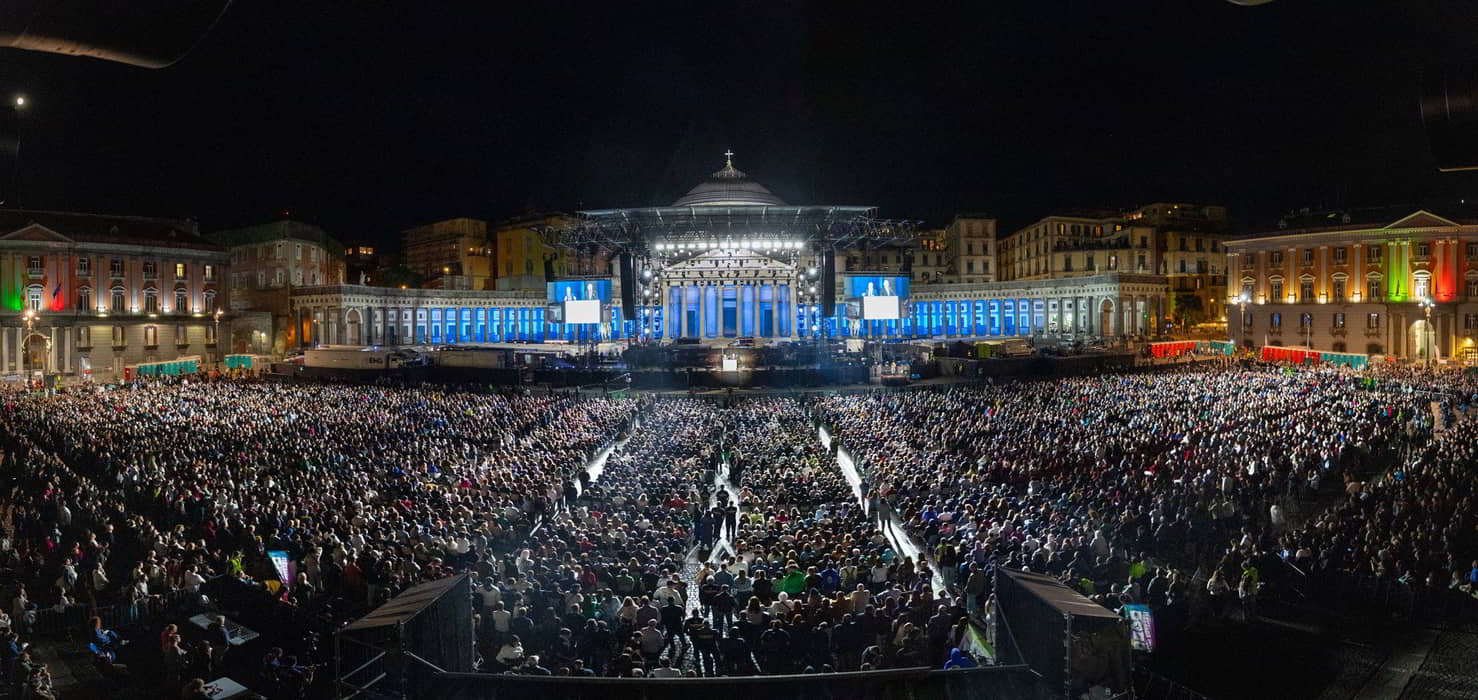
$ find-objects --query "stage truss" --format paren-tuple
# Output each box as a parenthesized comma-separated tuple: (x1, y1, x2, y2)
(537, 205, 920, 255)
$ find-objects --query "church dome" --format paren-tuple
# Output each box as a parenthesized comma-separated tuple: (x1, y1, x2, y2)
(671, 151, 787, 207)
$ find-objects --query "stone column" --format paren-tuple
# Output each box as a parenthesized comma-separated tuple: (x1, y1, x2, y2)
(769, 283, 778, 338)
(1, 326, 9, 374)
(789, 281, 798, 337)
(698, 283, 707, 339)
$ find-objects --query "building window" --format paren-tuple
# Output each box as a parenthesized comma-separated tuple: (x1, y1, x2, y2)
(78, 257, 91, 276)
(292, 269, 303, 286)
(204, 290, 216, 311)
(111, 287, 125, 313)
(310, 247, 318, 263)
(1465, 314, 1478, 331)
(1367, 313, 1380, 329)
(275, 269, 284, 287)
(1270, 251, 1284, 265)
(1416, 242, 1429, 258)
(1333, 279, 1346, 301)
(1302, 249, 1314, 265)
(76, 326, 90, 348)
(110, 259, 124, 277)
(112, 326, 126, 346)
(174, 262, 186, 278)
(143, 288, 158, 313)
(206, 322, 217, 345)
(26, 285, 42, 311)
(1334, 312, 1346, 328)
(27, 256, 42, 278)
(78, 287, 92, 311)
(295, 244, 302, 261)
(1270, 281, 1284, 301)
(966, 261, 975, 273)
(1242, 311, 1253, 329)
(1063, 257, 1073, 272)
(1300, 281, 1314, 301)
(1368, 279, 1382, 301)
(1334, 247, 1347, 264)
(1300, 312, 1312, 328)
(1241, 281, 1254, 298)
(275, 243, 284, 260)
(257, 271, 266, 288)
(1468, 279, 1478, 298)
(144, 326, 158, 346)
(1468, 242, 1478, 258)
(1414, 276, 1430, 300)
(1195, 238, 1205, 252)
(1137, 254, 1146, 270)
(143, 261, 157, 279)
(1369, 246, 1382, 263)
(203, 264, 215, 282)
(174, 287, 188, 313)
(525, 260, 533, 275)
(175, 325, 188, 345)
(1270, 313, 1282, 330)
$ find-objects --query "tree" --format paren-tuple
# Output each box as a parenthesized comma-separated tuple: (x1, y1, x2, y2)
(1172, 294, 1207, 337)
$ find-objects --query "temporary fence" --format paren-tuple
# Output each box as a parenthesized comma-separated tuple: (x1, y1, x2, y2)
(1148, 341, 1198, 358)
(124, 355, 202, 380)
(1259, 345, 1369, 369)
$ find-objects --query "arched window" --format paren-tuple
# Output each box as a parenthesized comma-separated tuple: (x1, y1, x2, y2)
(174, 287, 188, 313)
(25, 284, 41, 311)
(203, 290, 216, 311)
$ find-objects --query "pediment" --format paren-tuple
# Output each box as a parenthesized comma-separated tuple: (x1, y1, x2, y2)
(0, 223, 74, 243)
(1385, 210, 1459, 230)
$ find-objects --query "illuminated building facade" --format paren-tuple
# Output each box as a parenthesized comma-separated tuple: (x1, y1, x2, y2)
(402, 218, 492, 290)
(0, 211, 230, 379)
(1225, 210, 1478, 361)
(214, 220, 345, 352)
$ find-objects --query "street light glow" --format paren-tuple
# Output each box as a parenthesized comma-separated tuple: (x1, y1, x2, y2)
(13, 95, 25, 108)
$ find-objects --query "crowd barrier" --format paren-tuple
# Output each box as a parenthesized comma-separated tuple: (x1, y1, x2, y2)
(426, 665, 1051, 700)
(1258, 345, 1370, 369)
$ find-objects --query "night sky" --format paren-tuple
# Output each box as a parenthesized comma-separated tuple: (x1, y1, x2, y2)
(5, 1, 1478, 245)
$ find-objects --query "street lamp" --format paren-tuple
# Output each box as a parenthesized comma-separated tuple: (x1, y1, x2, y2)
(1234, 293, 1249, 345)
(20, 308, 36, 384)
(213, 309, 224, 365)
(1419, 296, 1435, 367)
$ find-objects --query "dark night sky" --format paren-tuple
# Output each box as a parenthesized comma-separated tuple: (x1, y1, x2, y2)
(5, 0, 1478, 245)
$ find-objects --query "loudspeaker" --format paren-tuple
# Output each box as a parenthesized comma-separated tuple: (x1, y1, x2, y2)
(619, 252, 636, 310)
(821, 249, 836, 317)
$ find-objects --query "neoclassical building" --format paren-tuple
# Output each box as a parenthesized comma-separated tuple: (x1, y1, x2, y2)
(0, 210, 231, 380)
(290, 156, 1173, 347)
(1225, 210, 1478, 362)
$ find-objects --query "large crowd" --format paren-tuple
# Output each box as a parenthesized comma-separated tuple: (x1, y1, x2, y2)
(816, 365, 1478, 632)
(0, 361, 1474, 697)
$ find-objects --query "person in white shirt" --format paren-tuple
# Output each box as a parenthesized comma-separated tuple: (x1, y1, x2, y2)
(182, 568, 206, 594)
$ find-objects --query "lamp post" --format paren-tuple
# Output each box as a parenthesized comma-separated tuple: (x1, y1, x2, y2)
(213, 308, 224, 367)
(1234, 293, 1249, 346)
(1419, 296, 1435, 367)
(21, 308, 36, 385)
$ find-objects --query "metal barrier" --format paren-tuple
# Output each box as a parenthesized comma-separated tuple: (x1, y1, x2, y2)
(428, 664, 1050, 700)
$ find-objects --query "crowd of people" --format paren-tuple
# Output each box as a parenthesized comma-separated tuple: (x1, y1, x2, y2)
(816, 364, 1478, 634)
(0, 379, 634, 696)
(0, 360, 1474, 696)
